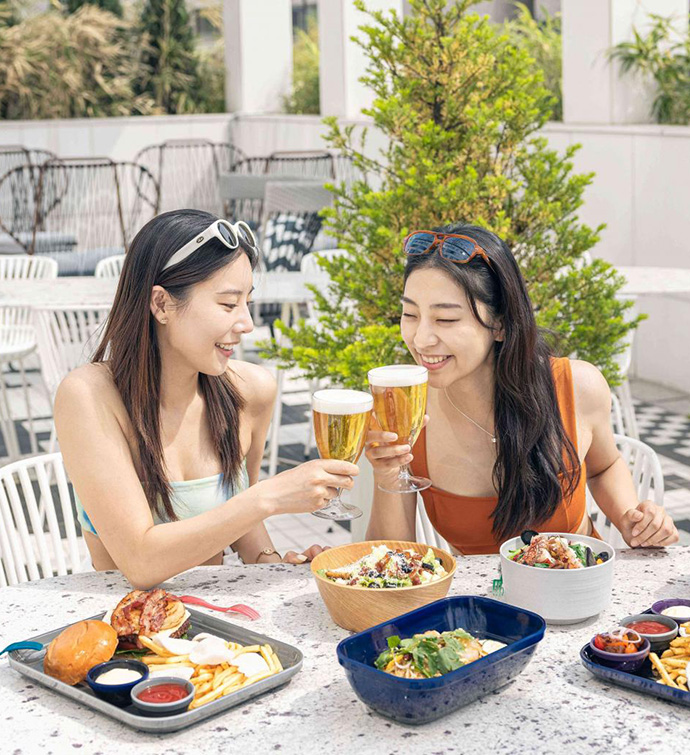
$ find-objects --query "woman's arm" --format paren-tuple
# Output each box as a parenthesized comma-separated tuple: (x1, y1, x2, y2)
(364, 422, 418, 541)
(56, 367, 358, 587)
(225, 362, 282, 564)
(574, 361, 678, 547)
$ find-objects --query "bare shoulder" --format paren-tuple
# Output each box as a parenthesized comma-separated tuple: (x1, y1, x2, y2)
(227, 360, 277, 416)
(55, 363, 122, 416)
(569, 359, 611, 419)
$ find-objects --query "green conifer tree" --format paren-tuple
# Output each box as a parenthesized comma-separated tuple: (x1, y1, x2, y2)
(62, 0, 123, 17)
(135, 0, 200, 114)
(263, 0, 639, 388)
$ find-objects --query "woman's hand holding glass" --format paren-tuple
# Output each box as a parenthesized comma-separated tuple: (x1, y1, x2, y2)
(365, 415, 429, 489)
(253, 459, 359, 516)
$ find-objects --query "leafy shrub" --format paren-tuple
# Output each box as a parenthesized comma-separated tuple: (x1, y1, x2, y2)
(504, 2, 562, 121)
(283, 18, 320, 115)
(263, 0, 638, 388)
(610, 13, 690, 125)
(0, 5, 155, 119)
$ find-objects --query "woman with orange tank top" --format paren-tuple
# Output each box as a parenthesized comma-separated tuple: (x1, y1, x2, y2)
(365, 224, 678, 555)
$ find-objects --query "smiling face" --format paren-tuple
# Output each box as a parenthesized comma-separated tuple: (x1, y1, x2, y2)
(401, 267, 502, 389)
(156, 253, 255, 376)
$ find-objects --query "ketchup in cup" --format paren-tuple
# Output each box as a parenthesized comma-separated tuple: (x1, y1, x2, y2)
(627, 619, 671, 635)
(137, 682, 189, 704)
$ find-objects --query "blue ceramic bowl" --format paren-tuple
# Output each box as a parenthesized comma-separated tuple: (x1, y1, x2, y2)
(86, 659, 149, 706)
(336, 595, 546, 725)
(588, 636, 650, 673)
(651, 598, 690, 625)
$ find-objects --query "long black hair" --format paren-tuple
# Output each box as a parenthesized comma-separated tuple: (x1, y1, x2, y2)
(93, 209, 258, 521)
(404, 223, 581, 540)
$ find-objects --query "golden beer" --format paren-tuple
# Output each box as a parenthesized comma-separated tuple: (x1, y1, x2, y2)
(367, 365, 431, 494)
(313, 409, 370, 464)
(311, 389, 373, 520)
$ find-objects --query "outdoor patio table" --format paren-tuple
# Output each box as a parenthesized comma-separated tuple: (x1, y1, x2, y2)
(1, 547, 689, 752)
(0, 270, 330, 310)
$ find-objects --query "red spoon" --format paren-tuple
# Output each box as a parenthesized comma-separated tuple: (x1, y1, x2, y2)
(171, 595, 260, 621)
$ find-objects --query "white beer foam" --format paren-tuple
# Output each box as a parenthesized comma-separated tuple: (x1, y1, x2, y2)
(367, 364, 428, 387)
(312, 389, 373, 415)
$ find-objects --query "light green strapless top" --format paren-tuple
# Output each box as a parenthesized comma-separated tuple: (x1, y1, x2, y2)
(76, 462, 249, 537)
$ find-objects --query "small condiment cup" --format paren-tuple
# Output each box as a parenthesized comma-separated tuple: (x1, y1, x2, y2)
(589, 635, 650, 673)
(650, 598, 690, 625)
(620, 613, 678, 651)
(130, 676, 195, 717)
(86, 659, 149, 706)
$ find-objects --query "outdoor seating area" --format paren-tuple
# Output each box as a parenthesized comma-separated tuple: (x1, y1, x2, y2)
(0, 0, 689, 751)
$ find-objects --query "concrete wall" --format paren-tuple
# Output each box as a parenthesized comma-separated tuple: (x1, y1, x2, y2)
(0, 114, 234, 162)
(0, 112, 688, 391)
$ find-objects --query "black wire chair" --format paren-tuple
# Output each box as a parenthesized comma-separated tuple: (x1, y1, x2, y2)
(135, 139, 246, 216)
(0, 158, 159, 274)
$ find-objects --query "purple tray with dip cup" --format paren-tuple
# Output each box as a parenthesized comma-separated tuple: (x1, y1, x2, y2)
(580, 644, 690, 708)
(581, 603, 690, 708)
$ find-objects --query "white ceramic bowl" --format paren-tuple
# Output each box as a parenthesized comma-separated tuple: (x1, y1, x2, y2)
(499, 532, 615, 625)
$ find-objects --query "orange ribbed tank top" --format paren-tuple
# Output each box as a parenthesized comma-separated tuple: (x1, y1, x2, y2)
(410, 357, 589, 555)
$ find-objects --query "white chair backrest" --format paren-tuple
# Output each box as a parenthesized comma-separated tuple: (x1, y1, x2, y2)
(0, 254, 58, 326)
(415, 496, 451, 552)
(0, 452, 83, 586)
(94, 254, 126, 279)
(300, 249, 350, 321)
(33, 305, 111, 399)
(587, 433, 664, 548)
(0, 254, 58, 280)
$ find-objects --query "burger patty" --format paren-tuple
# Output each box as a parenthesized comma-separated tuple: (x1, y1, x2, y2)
(117, 617, 191, 650)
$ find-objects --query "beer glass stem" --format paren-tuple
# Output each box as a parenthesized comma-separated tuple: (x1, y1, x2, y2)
(398, 464, 413, 483)
(313, 488, 363, 521)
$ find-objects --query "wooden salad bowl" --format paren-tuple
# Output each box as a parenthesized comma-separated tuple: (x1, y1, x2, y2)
(310, 540, 457, 632)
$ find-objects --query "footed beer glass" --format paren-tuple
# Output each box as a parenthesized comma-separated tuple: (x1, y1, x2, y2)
(311, 389, 373, 520)
(368, 365, 431, 494)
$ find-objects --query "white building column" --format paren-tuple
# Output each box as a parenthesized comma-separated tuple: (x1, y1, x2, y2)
(318, 0, 405, 119)
(223, 0, 293, 113)
(562, 0, 688, 124)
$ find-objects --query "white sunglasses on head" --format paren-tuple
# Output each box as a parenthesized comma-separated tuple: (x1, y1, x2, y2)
(162, 219, 258, 271)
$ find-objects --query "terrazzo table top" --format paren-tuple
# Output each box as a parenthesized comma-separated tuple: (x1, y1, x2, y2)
(1, 548, 689, 754)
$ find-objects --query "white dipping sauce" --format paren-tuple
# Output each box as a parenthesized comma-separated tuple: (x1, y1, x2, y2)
(661, 606, 690, 618)
(96, 668, 142, 685)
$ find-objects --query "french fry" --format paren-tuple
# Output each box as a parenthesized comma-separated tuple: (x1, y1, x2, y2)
(191, 673, 213, 684)
(232, 645, 261, 656)
(650, 652, 679, 688)
(661, 658, 689, 668)
(139, 635, 173, 657)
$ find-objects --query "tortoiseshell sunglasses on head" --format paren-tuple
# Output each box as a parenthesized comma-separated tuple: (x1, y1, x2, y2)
(403, 230, 494, 271)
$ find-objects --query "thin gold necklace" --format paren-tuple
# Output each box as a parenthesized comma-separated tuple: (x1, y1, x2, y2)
(443, 387, 496, 443)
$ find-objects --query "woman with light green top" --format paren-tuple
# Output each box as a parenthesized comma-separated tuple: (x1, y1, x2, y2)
(56, 210, 358, 589)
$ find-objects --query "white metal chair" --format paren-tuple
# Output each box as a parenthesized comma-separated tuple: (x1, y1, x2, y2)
(94, 254, 126, 279)
(0, 255, 58, 459)
(33, 305, 111, 400)
(415, 496, 451, 551)
(33, 305, 111, 451)
(587, 433, 664, 548)
(0, 452, 84, 586)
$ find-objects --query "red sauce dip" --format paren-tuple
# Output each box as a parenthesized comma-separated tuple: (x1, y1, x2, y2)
(137, 683, 189, 704)
(627, 620, 670, 635)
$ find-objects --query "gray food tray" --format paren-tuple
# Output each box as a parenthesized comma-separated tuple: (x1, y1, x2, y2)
(8, 609, 303, 733)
